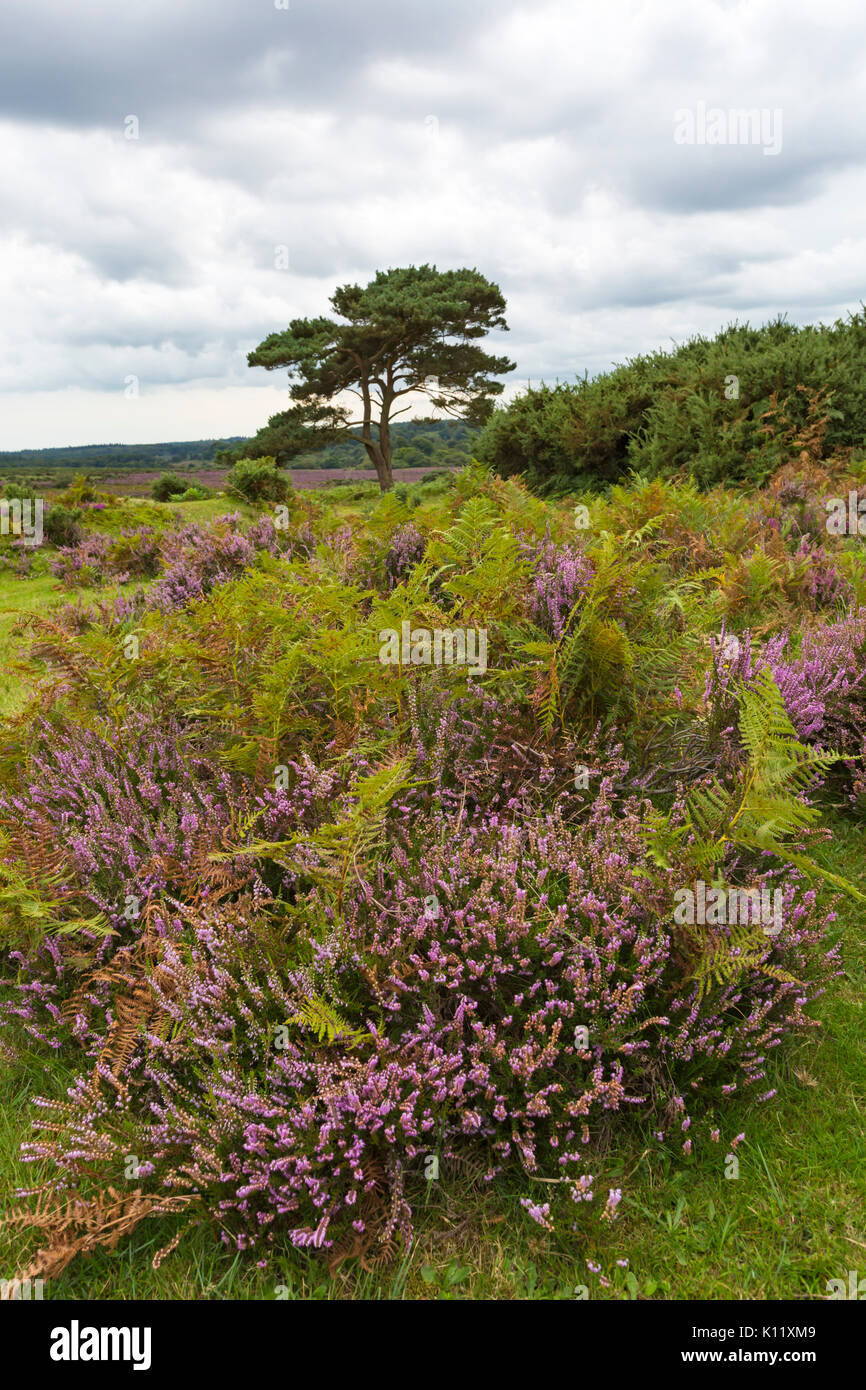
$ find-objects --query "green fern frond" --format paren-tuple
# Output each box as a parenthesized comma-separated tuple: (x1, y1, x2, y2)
(289, 994, 371, 1049)
(689, 919, 799, 1001)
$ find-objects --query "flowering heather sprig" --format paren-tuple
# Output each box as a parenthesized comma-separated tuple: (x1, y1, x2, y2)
(49, 527, 161, 588)
(790, 536, 853, 611)
(384, 523, 426, 591)
(0, 542, 35, 578)
(146, 514, 255, 612)
(0, 714, 239, 1054)
(49, 532, 112, 587)
(526, 537, 594, 638)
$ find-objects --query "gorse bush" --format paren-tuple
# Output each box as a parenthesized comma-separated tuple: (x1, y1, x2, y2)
(175, 484, 211, 501)
(478, 311, 866, 491)
(226, 455, 292, 503)
(150, 474, 211, 503)
(1, 459, 864, 1284)
(151, 473, 188, 502)
(42, 504, 83, 548)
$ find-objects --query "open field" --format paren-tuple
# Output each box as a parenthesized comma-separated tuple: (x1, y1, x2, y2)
(89, 466, 456, 496)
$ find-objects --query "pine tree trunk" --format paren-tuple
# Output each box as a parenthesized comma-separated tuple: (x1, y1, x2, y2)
(377, 397, 393, 492)
(361, 439, 393, 491)
(360, 377, 393, 491)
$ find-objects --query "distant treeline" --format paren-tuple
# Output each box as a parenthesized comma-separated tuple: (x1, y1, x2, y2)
(0, 420, 478, 473)
(0, 439, 244, 471)
(218, 418, 479, 470)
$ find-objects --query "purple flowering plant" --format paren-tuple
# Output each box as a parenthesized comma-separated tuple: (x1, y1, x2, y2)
(1, 466, 863, 1285)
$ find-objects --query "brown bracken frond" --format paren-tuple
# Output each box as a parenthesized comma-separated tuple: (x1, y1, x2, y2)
(0, 1185, 195, 1290)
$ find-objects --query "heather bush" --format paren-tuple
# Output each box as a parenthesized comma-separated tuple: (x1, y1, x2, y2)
(383, 522, 426, 590)
(0, 542, 35, 578)
(526, 537, 594, 638)
(701, 611, 866, 806)
(4, 768, 839, 1264)
(49, 531, 113, 586)
(145, 514, 256, 612)
(49, 527, 161, 588)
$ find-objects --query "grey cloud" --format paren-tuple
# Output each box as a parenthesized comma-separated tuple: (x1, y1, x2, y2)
(0, 0, 503, 129)
(1, 0, 866, 445)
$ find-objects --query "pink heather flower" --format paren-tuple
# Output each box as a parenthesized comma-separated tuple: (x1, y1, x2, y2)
(520, 1198, 553, 1230)
(601, 1188, 622, 1221)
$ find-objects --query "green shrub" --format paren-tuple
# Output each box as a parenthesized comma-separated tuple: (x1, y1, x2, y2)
(57, 473, 109, 507)
(0, 479, 33, 502)
(226, 456, 292, 503)
(479, 311, 866, 491)
(151, 473, 187, 502)
(176, 485, 211, 501)
(43, 504, 83, 547)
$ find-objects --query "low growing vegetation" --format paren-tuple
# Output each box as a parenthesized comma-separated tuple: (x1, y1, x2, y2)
(1, 312, 865, 1302)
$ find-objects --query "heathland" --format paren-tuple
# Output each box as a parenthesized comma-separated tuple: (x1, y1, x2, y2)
(1, 313, 865, 1300)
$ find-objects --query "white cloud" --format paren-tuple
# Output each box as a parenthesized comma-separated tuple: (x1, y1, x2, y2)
(0, 0, 865, 448)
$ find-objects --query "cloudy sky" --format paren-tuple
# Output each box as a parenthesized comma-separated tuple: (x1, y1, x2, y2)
(1, 0, 865, 449)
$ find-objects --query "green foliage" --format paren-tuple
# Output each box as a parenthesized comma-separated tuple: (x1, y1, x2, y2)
(230, 420, 478, 474)
(479, 310, 866, 490)
(653, 668, 854, 885)
(175, 485, 212, 501)
(225, 456, 292, 504)
(427, 495, 528, 622)
(245, 265, 515, 490)
(288, 995, 371, 1050)
(151, 472, 188, 502)
(478, 378, 651, 491)
(0, 836, 111, 943)
(0, 479, 33, 503)
(42, 504, 83, 547)
(56, 474, 114, 508)
(228, 760, 414, 917)
(646, 668, 863, 1002)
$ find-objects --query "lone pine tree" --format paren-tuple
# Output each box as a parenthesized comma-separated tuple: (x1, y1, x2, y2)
(245, 264, 515, 491)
